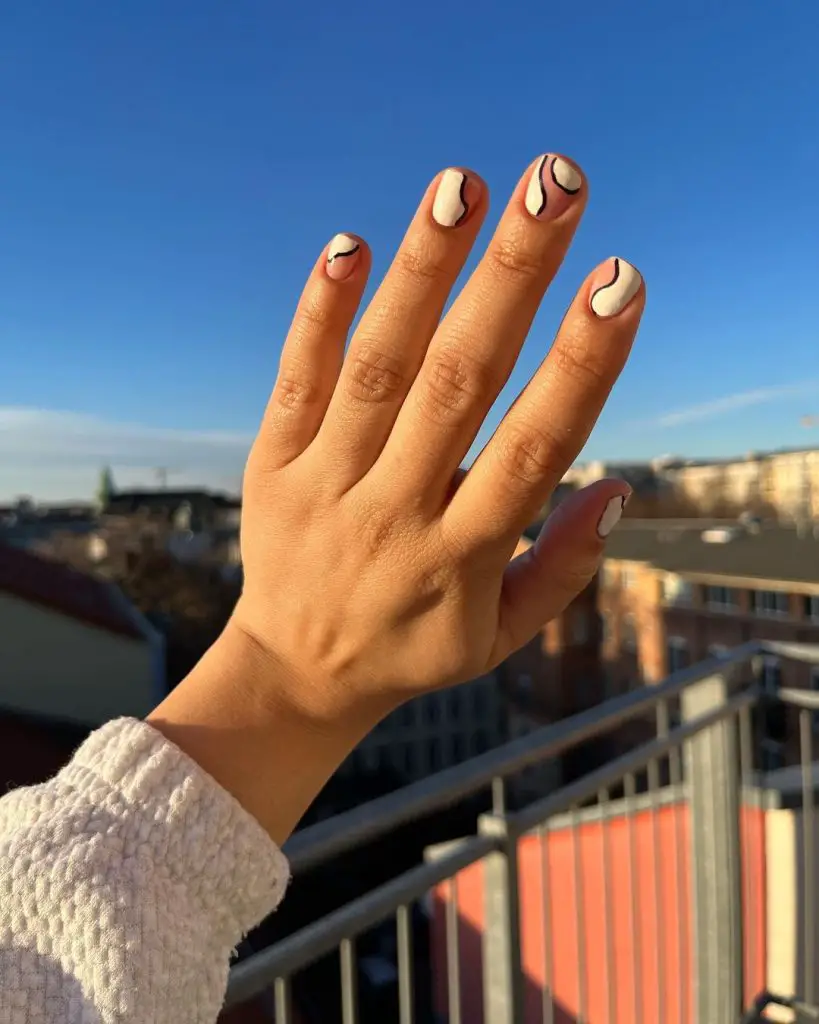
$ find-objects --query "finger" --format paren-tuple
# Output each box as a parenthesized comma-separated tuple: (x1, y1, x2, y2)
(257, 233, 370, 467)
(445, 256, 644, 551)
(318, 168, 486, 488)
(378, 153, 586, 503)
(490, 480, 631, 663)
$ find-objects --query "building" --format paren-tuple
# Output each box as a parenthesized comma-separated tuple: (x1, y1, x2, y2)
(341, 672, 510, 783)
(0, 542, 165, 727)
(0, 501, 97, 550)
(103, 488, 241, 532)
(599, 519, 819, 764)
(664, 447, 819, 521)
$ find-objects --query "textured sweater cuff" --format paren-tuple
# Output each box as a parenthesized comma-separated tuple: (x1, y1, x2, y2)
(65, 717, 290, 940)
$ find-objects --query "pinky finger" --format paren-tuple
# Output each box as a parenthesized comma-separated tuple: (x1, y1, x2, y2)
(490, 479, 630, 663)
(258, 233, 371, 468)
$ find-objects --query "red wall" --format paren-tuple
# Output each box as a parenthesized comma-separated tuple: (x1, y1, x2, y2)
(432, 799, 767, 1023)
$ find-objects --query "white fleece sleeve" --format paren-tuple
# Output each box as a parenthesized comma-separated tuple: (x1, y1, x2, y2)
(0, 717, 290, 1024)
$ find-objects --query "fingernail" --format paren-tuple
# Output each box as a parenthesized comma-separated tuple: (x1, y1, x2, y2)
(326, 234, 361, 281)
(597, 493, 629, 538)
(432, 168, 477, 228)
(589, 257, 642, 319)
(524, 154, 583, 220)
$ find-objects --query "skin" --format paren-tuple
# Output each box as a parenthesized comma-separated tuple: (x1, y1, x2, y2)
(147, 155, 645, 846)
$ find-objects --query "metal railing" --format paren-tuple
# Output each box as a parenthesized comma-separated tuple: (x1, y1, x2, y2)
(225, 640, 819, 1023)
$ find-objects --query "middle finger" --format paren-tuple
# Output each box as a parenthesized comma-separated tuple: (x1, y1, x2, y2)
(378, 153, 586, 504)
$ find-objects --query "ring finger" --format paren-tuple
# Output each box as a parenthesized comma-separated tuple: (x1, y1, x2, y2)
(447, 256, 645, 550)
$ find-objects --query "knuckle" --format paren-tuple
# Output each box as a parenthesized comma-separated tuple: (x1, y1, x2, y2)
(296, 294, 336, 332)
(554, 558, 599, 595)
(346, 346, 406, 404)
(485, 238, 544, 284)
(495, 421, 571, 489)
(272, 361, 321, 411)
(550, 338, 610, 391)
(393, 244, 452, 284)
(419, 348, 494, 421)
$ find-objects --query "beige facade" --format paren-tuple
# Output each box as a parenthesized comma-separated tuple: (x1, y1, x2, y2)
(667, 449, 819, 519)
(0, 591, 158, 724)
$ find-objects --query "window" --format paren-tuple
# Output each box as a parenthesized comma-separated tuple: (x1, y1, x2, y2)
(428, 738, 442, 772)
(571, 610, 589, 645)
(667, 637, 689, 674)
(424, 696, 439, 725)
(621, 567, 635, 590)
(475, 730, 490, 754)
(621, 613, 637, 653)
(601, 612, 611, 645)
(401, 703, 416, 728)
(447, 689, 461, 719)
(600, 562, 616, 587)
(761, 656, 782, 696)
(663, 574, 692, 606)
(706, 585, 737, 610)
(451, 734, 464, 762)
(761, 737, 785, 773)
(473, 685, 487, 717)
(805, 595, 819, 621)
(751, 590, 789, 617)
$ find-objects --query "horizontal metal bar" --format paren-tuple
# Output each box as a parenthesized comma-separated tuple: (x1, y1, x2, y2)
(779, 686, 819, 709)
(286, 642, 763, 873)
(510, 689, 756, 836)
(225, 833, 497, 1006)
(763, 641, 819, 664)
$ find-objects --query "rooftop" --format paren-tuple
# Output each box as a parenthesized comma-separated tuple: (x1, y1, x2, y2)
(104, 488, 241, 515)
(603, 520, 819, 584)
(0, 542, 144, 639)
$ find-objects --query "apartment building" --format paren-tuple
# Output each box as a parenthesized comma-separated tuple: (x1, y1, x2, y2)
(665, 448, 819, 520)
(340, 672, 509, 783)
(599, 520, 819, 764)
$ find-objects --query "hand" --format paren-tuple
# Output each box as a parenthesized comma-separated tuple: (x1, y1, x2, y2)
(150, 155, 643, 842)
(232, 155, 643, 721)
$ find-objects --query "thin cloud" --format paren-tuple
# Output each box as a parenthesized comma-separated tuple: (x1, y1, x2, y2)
(0, 407, 253, 463)
(653, 382, 819, 428)
(0, 407, 254, 499)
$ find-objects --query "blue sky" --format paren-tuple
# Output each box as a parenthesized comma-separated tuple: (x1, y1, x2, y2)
(2, 1, 819, 500)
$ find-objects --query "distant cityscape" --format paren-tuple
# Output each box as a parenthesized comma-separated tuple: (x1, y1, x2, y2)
(3, 448, 819, 1020)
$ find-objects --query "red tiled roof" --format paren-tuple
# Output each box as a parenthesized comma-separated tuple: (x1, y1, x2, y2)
(0, 543, 144, 640)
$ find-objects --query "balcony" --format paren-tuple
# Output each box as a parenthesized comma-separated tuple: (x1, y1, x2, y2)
(224, 642, 819, 1023)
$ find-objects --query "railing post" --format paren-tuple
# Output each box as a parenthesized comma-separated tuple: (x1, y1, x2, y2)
(681, 670, 743, 1023)
(479, 812, 525, 1024)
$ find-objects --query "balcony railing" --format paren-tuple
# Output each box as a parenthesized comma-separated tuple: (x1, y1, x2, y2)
(224, 641, 819, 1024)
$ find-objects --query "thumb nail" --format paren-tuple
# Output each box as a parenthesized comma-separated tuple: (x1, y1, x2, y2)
(597, 493, 629, 538)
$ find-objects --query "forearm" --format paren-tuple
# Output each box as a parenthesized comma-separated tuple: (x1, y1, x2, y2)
(0, 717, 288, 1024)
(147, 617, 384, 845)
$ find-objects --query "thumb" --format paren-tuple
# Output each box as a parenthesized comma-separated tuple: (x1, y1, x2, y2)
(492, 479, 630, 662)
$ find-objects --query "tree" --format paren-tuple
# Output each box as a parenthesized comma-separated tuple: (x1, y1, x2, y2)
(96, 466, 116, 511)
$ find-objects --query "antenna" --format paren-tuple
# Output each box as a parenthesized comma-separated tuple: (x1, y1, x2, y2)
(153, 468, 182, 490)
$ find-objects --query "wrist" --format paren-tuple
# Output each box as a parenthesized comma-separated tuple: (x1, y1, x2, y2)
(147, 619, 382, 845)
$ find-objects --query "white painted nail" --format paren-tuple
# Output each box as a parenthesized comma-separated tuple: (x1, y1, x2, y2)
(590, 258, 642, 318)
(432, 169, 469, 228)
(551, 156, 583, 193)
(597, 495, 627, 538)
(524, 154, 583, 219)
(326, 233, 361, 281)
